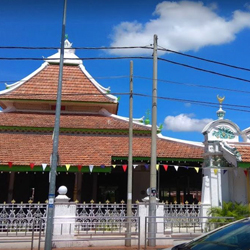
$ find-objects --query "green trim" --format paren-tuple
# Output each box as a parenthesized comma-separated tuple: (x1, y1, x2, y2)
(0, 98, 117, 105)
(0, 165, 111, 173)
(0, 126, 151, 135)
(238, 162, 250, 169)
(112, 156, 203, 162)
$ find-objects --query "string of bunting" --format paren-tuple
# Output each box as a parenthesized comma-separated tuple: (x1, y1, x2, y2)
(2, 162, 249, 177)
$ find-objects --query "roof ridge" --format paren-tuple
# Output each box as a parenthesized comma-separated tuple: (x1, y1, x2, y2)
(157, 133, 204, 147)
(99, 108, 151, 130)
(0, 62, 49, 95)
(78, 64, 117, 103)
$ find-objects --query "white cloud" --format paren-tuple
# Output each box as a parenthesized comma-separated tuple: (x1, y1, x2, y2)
(164, 113, 213, 132)
(184, 102, 191, 107)
(109, 1, 250, 55)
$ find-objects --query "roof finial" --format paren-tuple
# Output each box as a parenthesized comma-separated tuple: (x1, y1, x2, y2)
(217, 95, 225, 104)
(216, 95, 226, 120)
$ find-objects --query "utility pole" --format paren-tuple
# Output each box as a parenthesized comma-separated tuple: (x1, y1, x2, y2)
(126, 61, 133, 247)
(44, 0, 67, 249)
(148, 34, 158, 247)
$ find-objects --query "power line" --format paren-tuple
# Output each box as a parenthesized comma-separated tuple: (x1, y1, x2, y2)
(0, 45, 153, 50)
(134, 76, 250, 95)
(158, 57, 250, 84)
(1, 74, 250, 96)
(1, 44, 250, 74)
(0, 56, 152, 61)
(158, 46, 250, 72)
(1, 91, 250, 112)
(133, 93, 250, 113)
(1, 55, 250, 85)
(0, 75, 130, 84)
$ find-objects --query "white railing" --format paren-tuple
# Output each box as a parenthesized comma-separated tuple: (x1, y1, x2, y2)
(0, 201, 47, 232)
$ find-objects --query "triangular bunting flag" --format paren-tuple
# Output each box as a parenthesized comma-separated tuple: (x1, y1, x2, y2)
(156, 164, 159, 171)
(8, 162, 13, 168)
(101, 164, 105, 168)
(133, 164, 138, 169)
(145, 164, 149, 170)
(163, 165, 168, 171)
(234, 169, 238, 177)
(122, 165, 127, 172)
(65, 164, 70, 171)
(30, 163, 35, 169)
(223, 170, 227, 175)
(214, 169, 218, 175)
(89, 165, 94, 173)
(174, 166, 179, 171)
(112, 165, 116, 168)
(194, 167, 199, 173)
(244, 170, 248, 177)
(42, 163, 47, 171)
(77, 165, 82, 172)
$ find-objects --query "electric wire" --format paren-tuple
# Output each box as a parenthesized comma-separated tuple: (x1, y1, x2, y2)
(158, 45, 250, 72)
(158, 57, 250, 84)
(1, 44, 249, 73)
(1, 55, 250, 84)
(1, 91, 250, 112)
(0, 45, 153, 50)
(1, 74, 250, 97)
(134, 76, 250, 95)
(0, 56, 153, 61)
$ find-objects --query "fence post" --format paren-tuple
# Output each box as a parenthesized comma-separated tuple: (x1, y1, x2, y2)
(53, 186, 76, 248)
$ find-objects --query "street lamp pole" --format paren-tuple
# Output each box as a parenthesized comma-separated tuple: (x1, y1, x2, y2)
(126, 61, 133, 246)
(44, 0, 67, 249)
(148, 34, 158, 247)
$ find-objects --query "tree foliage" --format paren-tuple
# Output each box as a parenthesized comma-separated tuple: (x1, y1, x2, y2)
(208, 201, 250, 224)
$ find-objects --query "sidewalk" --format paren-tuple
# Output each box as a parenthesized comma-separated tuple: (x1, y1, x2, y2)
(0, 246, 173, 250)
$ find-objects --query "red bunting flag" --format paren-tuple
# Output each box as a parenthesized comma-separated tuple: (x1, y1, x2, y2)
(8, 162, 13, 168)
(77, 165, 82, 172)
(163, 164, 168, 171)
(30, 163, 35, 169)
(122, 165, 127, 172)
(244, 170, 248, 177)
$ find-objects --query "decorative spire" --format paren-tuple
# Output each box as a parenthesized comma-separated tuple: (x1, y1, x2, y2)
(144, 109, 151, 125)
(45, 37, 82, 65)
(216, 95, 226, 120)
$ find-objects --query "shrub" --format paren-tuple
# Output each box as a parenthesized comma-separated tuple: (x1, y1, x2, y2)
(207, 201, 250, 228)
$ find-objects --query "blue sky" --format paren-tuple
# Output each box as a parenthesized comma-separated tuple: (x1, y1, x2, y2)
(1, 0, 250, 142)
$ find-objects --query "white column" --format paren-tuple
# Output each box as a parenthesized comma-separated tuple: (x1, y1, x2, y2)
(138, 199, 173, 246)
(53, 186, 76, 248)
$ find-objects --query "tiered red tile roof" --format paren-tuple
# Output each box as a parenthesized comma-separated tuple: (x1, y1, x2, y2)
(0, 64, 115, 103)
(0, 133, 203, 166)
(0, 40, 205, 169)
(232, 144, 250, 163)
(0, 112, 151, 131)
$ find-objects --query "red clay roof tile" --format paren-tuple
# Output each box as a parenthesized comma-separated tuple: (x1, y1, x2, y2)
(0, 112, 151, 131)
(0, 64, 116, 104)
(0, 132, 203, 166)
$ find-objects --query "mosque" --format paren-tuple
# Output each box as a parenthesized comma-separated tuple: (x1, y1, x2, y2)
(0, 40, 249, 210)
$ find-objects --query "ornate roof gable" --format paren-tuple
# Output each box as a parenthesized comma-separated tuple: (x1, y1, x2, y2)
(0, 39, 117, 112)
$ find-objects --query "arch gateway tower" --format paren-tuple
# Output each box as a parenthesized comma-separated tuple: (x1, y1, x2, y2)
(201, 96, 250, 213)
(0, 39, 249, 210)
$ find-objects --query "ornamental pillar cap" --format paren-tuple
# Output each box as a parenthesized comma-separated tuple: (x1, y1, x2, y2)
(217, 95, 225, 120)
(55, 185, 70, 203)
